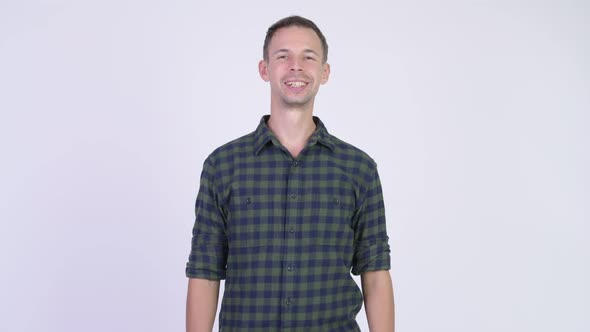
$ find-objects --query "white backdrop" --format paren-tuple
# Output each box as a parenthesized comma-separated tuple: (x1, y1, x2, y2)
(1, 0, 588, 331)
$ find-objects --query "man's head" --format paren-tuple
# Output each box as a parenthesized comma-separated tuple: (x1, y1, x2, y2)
(263, 15, 329, 64)
(259, 16, 331, 110)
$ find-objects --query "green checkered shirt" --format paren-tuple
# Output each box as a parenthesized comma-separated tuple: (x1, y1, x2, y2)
(186, 115, 391, 331)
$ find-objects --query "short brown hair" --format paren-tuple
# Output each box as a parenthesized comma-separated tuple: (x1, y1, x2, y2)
(263, 15, 329, 63)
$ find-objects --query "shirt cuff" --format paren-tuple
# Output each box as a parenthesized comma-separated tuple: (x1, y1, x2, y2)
(351, 240, 391, 276)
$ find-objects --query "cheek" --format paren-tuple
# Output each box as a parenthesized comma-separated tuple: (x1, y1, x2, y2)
(270, 65, 288, 79)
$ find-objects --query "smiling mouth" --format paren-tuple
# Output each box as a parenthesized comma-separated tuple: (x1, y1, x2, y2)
(285, 81, 308, 88)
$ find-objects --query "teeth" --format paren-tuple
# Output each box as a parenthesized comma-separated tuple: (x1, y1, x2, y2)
(286, 81, 307, 87)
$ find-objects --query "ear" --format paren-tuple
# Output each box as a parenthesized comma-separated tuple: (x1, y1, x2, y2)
(320, 62, 331, 84)
(259, 60, 270, 82)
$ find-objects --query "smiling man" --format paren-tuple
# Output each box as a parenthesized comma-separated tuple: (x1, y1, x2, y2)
(186, 16, 394, 332)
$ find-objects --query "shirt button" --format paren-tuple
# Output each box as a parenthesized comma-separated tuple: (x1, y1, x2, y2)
(290, 192, 297, 199)
(287, 265, 294, 272)
(292, 160, 299, 167)
(286, 298, 292, 305)
(288, 226, 295, 233)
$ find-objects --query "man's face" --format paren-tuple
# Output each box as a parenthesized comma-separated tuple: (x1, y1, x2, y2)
(259, 26, 330, 109)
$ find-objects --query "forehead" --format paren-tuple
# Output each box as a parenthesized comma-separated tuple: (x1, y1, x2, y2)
(268, 26, 323, 53)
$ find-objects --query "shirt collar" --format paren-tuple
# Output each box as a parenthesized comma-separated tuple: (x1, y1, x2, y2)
(254, 115, 336, 155)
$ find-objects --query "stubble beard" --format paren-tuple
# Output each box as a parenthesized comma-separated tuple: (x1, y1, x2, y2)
(281, 94, 314, 109)
(278, 84, 317, 109)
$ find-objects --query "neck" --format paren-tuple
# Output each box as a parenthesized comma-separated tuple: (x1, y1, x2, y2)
(267, 109, 316, 158)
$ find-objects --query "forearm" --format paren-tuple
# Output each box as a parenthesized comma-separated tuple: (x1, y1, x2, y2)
(186, 278, 220, 332)
(362, 270, 395, 332)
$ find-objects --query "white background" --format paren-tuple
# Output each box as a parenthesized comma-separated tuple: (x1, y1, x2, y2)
(1, 0, 588, 331)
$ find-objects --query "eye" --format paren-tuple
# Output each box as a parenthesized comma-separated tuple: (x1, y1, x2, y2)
(305, 56, 316, 61)
(277, 55, 287, 59)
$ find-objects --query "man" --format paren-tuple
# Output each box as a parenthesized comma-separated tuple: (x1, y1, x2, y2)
(186, 16, 394, 331)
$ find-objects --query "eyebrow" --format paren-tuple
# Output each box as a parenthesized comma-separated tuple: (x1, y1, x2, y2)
(272, 48, 320, 56)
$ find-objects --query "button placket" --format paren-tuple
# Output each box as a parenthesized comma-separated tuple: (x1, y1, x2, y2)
(284, 156, 302, 322)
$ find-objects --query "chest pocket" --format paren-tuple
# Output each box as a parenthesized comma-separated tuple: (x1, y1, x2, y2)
(302, 181, 357, 246)
(225, 187, 285, 249)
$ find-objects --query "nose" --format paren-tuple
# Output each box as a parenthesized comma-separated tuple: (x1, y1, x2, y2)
(289, 57, 303, 71)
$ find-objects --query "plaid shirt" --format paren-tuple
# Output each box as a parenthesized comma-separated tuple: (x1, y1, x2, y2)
(186, 115, 391, 331)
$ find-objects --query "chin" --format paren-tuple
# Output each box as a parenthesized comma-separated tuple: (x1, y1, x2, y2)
(283, 95, 315, 106)
(283, 100, 312, 108)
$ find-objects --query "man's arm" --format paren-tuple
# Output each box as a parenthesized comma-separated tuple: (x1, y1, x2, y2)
(361, 270, 395, 332)
(186, 278, 220, 332)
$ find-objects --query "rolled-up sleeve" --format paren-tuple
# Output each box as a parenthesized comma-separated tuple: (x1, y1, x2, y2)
(351, 166, 391, 275)
(185, 156, 228, 280)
